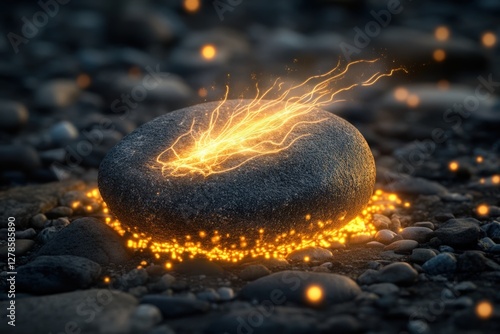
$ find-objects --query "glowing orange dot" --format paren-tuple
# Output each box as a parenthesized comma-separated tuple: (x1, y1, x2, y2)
(183, 0, 200, 13)
(407, 94, 420, 107)
(477, 204, 489, 216)
(201, 44, 216, 60)
(305, 214, 311, 221)
(476, 156, 483, 163)
(449, 161, 459, 171)
(435, 26, 450, 41)
(433, 49, 446, 62)
(482, 32, 496, 48)
(104, 277, 110, 283)
(394, 87, 409, 101)
(165, 262, 172, 269)
(199, 231, 206, 238)
(476, 300, 493, 319)
(492, 175, 500, 184)
(76, 73, 91, 89)
(304, 256, 310, 262)
(404, 202, 411, 208)
(198, 88, 208, 98)
(306, 285, 323, 303)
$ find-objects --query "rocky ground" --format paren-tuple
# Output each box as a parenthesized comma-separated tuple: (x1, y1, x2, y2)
(1, 0, 500, 333)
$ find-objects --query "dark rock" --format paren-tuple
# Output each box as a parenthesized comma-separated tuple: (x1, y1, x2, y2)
(117, 269, 149, 290)
(457, 251, 500, 272)
(434, 218, 482, 247)
(129, 304, 163, 333)
(206, 306, 318, 334)
(30, 213, 48, 229)
(0, 145, 41, 172)
(401, 227, 433, 243)
(422, 253, 457, 276)
(0, 239, 35, 257)
(286, 247, 332, 262)
(481, 222, 500, 242)
(99, 100, 375, 241)
(217, 287, 234, 301)
(319, 314, 362, 334)
(409, 249, 437, 264)
(413, 221, 434, 229)
(141, 295, 210, 318)
(35, 79, 80, 109)
(384, 240, 418, 254)
(383, 176, 448, 196)
(0, 289, 137, 333)
(0, 181, 84, 229)
(15, 228, 36, 239)
(239, 264, 272, 281)
(0, 100, 28, 131)
(45, 206, 73, 218)
(37, 217, 130, 265)
(50, 121, 79, 146)
(17, 255, 101, 294)
(377, 262, 418, 285)
(366, 283, 400, 296)
(240, 271, 361, 306)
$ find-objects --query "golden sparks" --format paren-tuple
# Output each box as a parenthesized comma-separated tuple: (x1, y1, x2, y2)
(201, 44, 217, 60)
(306, 285, 323, 304)
(477, 204, 489, 216)
(476, 300, 494, 319)
(449, 161, 459, 172)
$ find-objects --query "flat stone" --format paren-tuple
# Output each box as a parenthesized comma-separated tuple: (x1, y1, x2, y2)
(422, 253, 457, 276)
(37, 217, 130, 265)
(17, 255, 101, 294)
(434, 218, 482, 247)
(377, 262, 418, 285)
(401, 227, 433, 243)
(0, 180, 84, 229)
(0, 289, 137, 334)
(375, 229, 398, 244)
(98, 100, 375, 241)
(239, 264, 272, 281)
(141, 295, 210, 318)
(240, 270, 361, 306)
(384, 240, 418, 254)
(457, 251, 500, 272)
(0, 239, 35, 257)
(366, 283, 400, 296)
(383, 176, 448, 196)
(413, 221, 434, 230)
(286, 246, 332, 262)
(409, 248, 437, 264)
(372, 214, 391, 230)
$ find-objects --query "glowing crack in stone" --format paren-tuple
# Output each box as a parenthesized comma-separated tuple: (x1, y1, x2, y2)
(156, 59, 406, 177)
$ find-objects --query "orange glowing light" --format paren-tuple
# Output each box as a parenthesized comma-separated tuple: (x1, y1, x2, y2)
(306, 285, 323, 303)
(477, 204, 489, 216)
(433, 49, 446, 62)
(103, 277, 110, 283)
(482, 32, 496, 48)
(476, 156, 483, 163)
(449, 161, 459, 171)
(407, 94, 420, 107)
(435, 26, 450, 41)
(198, 87, 208, 98)
(394, 87, 409, 101)
(492, 175, 500, 184)
(157, 59, 406, 177)
(78, 187, 407, 263)
(183, 0, 200, 13)
(476, 300, 493, 319)
(201, 44, 217, 60)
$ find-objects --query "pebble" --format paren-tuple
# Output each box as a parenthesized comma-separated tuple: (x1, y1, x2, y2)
(401, 227, 433, 243)
(140, 295, 210, 318)
(37, 217, 130, 265)
(377, 262, 419, 285)
(454, 281, 477, 292)
(319, 314, 362, 334)
(0, 145, 41, 172)
(384, 240, 419, 254)
(17, 255, 101, 294)
(30, 213, 48, 229)
(0, 239, 35, 257)
(0, 100, 28, 130)
(366, 241, 385, 248)
(37, 226, 63, 244)
(50, 121, 79, 146)
(375, 229, 398, 244)
(366, 283, 400, 296)
(481, 221, 500, 241)
(413, 221, 434, 229)
(239, 264, 271, 281)
(383, 176, 448, 196)
(217, 287, 235, 301)
(422, 253, 457, 276)
(34, 79, 80, 109)
(409, 248, 437, 264)
(45, 206, 73, 218)
(457, 251, 500, 272)
(148, 274, 176, 293)
(0, 289, 137, 333)
(129, 304, 163, 332)
(439, 245, 455, 253)
(286, 246, 333, 262)
(372, 214, 391, 230)
(196, 289, 220, 302)
(44, 217, 70, 228)
(478, 237, 496, 251)
(240, 271, 361, 305)
(434, 218, 482, 247)
(15, 228, 36, 239)
(117, 269, 149, 290)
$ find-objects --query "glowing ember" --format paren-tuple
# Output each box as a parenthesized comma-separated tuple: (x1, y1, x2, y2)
(477, 204, 489, 216)
(434, 26, 450, 41)
(476, 300, 493, 319)
(433, 49, 446, 62)
(157, 60, 406, 177)
(76, 189, 407, 264)
(449, 161, 459, 171)
(305, 285, 323, 303)
(476, 156, 483, 163)
(201, 44, 217, 60)
(183, 0, 200, 13)
(481, 32, 496, 48)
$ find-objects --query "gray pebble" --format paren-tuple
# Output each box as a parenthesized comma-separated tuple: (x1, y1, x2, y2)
(422, 253, 457, 275)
